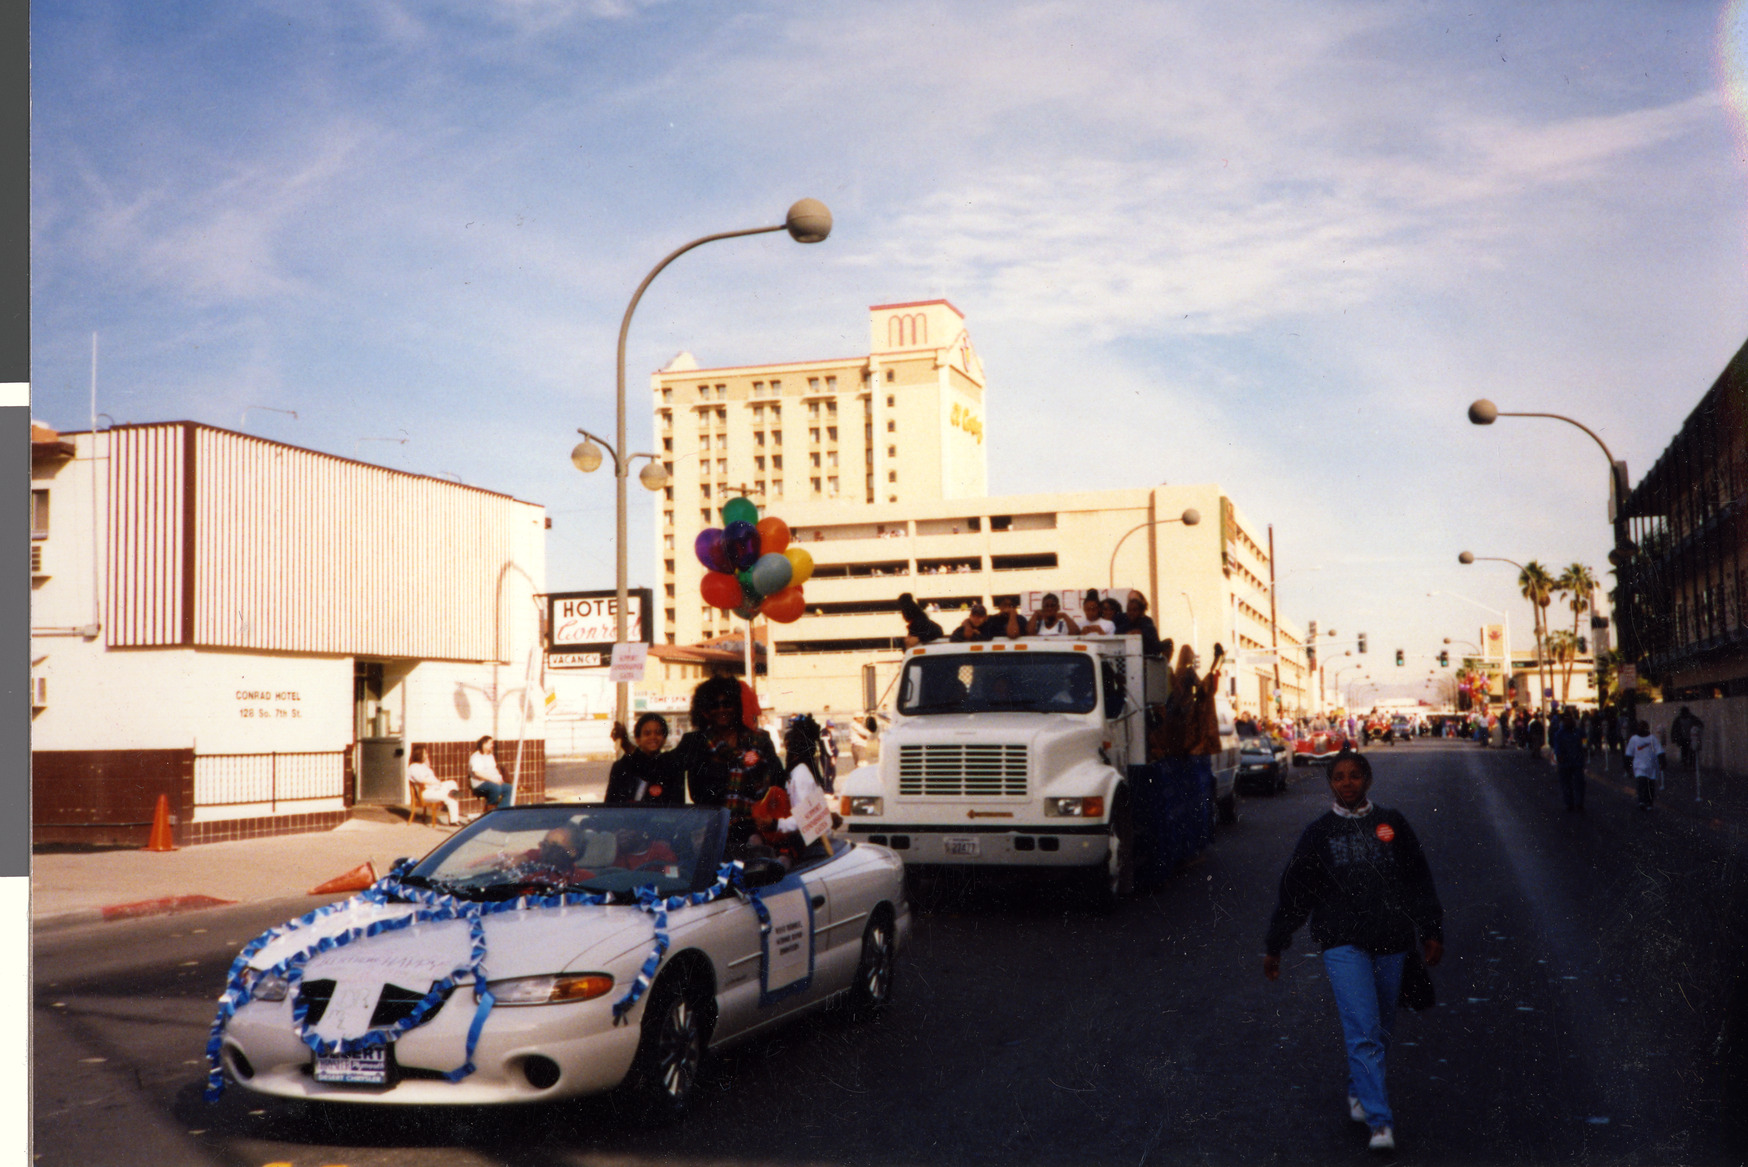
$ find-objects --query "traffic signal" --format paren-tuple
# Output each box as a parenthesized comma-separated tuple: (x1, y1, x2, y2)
(1308, 620, 1318, 639)
(1395, 649, 1405, 666)
(1358, 632, 1367, 653)
(1438, 650, 1449, 668)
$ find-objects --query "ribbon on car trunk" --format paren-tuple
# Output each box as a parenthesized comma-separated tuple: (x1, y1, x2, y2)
(203, 860, 746, 1101)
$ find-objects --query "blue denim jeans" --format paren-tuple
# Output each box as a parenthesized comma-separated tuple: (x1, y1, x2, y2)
(1322, 945, 1407, 1128)
(472, 780, 513, 810)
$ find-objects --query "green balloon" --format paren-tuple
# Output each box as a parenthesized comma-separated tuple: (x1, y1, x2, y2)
(721, 497, 759, 526)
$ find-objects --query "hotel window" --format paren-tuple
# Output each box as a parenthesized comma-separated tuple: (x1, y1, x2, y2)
(771, 379, 782, 393)
(753, 381, 765, 395)
(664, 486, 674, 502)
(887, 420, 896, 432)
(700, 509, 712, 523)
(664, 535, 675, 551)
(661, 388, 672, 403)
(753, 404, 764, 421)
(772, 429, 783, 445)
(773, 481, 784, 497)
(826, 426, 837, 442)
(697, 384, 709, 398)
(755, 431, 765, 447)
(772, 455, 783, 470)
(808, 377, 820, 392)
(716, 408, 726, 424)
(659, 410, 671, 428)
(755, 479, 766, 493)
(827, 451, 838, 468)
(698, 411, 710, 429)
(889, 494, 898, 503)
(701, 483, 712, 498)
(715, 433, 727, 449)
(664, 509, 674, 526)
(887, 445, 896, 457)
(826, 376, 837, 391)
(770, 404, 781, 419)
(755, 456, 766, 471)
(662, 437, 673, 452)
(809, 428, 820, 443)
(808, 402, 820, 418)
(885, 370, 895, 382)
(886, 395, 895, 406)
(716, 459, 727, 474)
(826, 400, 837, 416)
(30, 490, 48, 539)
(811, 477, 822, 493)
(715, 383, 726, 399)
(828, 476, 839, 492)
(810, 452, 821, 469)
(888, 470, 897, 483)
(665, 558, 675, 575)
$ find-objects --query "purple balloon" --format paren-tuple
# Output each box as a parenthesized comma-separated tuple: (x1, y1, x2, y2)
(695, 528, 734, 573)
(724, 521, 762, 570)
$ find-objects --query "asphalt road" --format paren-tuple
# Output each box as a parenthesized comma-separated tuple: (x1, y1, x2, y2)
(33, 740, 1748, 1165)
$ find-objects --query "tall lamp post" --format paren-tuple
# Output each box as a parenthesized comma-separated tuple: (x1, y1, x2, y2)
(1467, 399, 1633, 709)
(577, 199, 833, 726)
(1457, 550, 1552, 713)
(1107, 508, 1201, 590)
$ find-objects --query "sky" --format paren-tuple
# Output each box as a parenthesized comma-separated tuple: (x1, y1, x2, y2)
(29, 0, 1748, 705)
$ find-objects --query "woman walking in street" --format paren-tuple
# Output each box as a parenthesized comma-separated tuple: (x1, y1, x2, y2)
(1263, 749, 1444, 1153)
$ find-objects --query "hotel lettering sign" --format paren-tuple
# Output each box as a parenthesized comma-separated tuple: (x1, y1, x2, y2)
(547, 589, 653, 657)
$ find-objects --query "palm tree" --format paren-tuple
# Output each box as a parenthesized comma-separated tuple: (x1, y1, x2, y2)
(1555, 562, 1598, 704)
(1545, 630, 1578, 703)
(1519, 561, 1555, 713)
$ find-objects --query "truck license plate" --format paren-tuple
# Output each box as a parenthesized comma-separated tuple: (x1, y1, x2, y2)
(313, 1045, 389, 1085)
(943, 836, 980, 857)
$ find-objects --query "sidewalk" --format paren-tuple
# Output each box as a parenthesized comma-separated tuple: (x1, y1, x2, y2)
(32, 768, 614, 931)
(1494, 743, 1748, 848)
(31, 814, 462, 931)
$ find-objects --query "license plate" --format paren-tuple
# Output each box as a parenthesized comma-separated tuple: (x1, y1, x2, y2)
(943, 836, 980, 857)
(313, 1045, 389, 1085)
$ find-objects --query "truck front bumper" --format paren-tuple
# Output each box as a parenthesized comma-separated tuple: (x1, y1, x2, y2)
(843, 823, 1110, 868)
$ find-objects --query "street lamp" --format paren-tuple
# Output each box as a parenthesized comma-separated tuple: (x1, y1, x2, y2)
(1468, 398, 1634, 708)
(1107, 507, 1201, 590)
(585, 199, 832, 726)
(1457, 550, 1555, 714)
(1429, 590, 1511, 710)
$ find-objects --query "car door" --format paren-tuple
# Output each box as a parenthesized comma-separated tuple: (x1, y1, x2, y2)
(707, 858, 835, 1042)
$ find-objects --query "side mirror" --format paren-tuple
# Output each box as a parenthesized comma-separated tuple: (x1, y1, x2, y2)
(741, 856, 788, 888)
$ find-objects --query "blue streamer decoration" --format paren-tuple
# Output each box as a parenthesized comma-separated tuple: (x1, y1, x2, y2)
(203, 860, 747, 1101)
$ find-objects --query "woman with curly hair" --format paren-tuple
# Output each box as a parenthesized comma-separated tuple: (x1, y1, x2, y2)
(670, 674, 784, 852)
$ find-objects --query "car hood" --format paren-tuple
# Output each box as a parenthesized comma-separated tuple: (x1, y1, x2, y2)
(248, 895, 666, 983)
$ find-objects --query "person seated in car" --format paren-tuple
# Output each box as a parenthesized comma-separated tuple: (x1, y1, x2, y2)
(613, 825, 680, 872)
(605, 713, 682, 805)
(513, 824, 590, 881)
(673, 675, 785, 856)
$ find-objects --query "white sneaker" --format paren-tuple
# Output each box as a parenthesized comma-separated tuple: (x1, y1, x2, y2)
(1348, 1094, 1366, 1123)
(1368, 1125, 1395, 1152)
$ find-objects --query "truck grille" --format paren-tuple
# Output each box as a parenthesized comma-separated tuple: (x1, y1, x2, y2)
(897, 743, 1028, 797)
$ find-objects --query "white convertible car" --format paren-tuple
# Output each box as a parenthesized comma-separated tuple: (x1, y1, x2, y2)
(207, 804, 908, 1119)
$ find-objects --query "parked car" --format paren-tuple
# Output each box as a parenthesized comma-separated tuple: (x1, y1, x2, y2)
(1236, 734, 1287, 795)
(206, 804, 909, 1120)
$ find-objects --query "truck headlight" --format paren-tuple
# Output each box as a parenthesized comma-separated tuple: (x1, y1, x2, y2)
(846, 796, 883, 817)
(1045, 796, 1105, 818)
(487, 973, 615, 1006)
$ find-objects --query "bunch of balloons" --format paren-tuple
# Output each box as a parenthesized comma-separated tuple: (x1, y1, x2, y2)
(695, 497, 815, 623)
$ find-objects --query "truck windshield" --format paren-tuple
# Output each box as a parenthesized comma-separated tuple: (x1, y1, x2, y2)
(897, 653, 1098, 716)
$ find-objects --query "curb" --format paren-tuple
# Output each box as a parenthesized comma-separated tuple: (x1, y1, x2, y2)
(34, 894, 238, 933)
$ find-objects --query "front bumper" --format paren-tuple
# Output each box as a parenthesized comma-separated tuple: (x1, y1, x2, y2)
(843, 823, 1110, 868)
(220, 987, 642, 1105)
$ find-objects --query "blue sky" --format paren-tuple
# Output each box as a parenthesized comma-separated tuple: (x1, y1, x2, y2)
(31, 0, 1748, 702)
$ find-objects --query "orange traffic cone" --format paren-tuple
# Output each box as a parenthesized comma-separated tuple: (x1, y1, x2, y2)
(143, 794, 176, 852)
(308, 860, 378, 896)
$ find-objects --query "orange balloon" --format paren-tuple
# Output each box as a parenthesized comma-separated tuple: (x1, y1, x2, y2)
(764, 586, 806, 624)
(756, 516, 790, 555)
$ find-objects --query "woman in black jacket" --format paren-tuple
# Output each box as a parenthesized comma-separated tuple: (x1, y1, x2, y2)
(604, 713, 682, 805)
(1262, 749, 1444, 1153)
(669, 675, 783, 852)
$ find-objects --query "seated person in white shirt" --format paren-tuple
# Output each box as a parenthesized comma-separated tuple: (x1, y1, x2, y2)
(1077, 590, 1116, 635)
(1028, 593, 1077, 636)
(406, 745, 462, 825)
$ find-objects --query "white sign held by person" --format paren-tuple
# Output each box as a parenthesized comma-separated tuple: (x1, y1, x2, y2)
(788, 772, 834, 844)
(609, 642, 649, 683)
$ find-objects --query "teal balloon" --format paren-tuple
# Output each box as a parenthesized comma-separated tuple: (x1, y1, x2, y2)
(733, 596, 764, 620)
(736, 569, 762, 603)
(721, 497, 759, 527)
(750, 552, 793, 595)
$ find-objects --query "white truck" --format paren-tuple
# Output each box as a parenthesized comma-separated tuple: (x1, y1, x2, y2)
(838, 634, 1239, 906)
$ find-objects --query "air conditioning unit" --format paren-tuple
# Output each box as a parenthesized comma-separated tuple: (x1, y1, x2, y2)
(30, 676, 46, 709)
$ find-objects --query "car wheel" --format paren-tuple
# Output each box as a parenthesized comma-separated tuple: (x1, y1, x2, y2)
(1087, 789, 1135, 909)
(846, 909, 896, 1018)
(625, 968, 708, 1125)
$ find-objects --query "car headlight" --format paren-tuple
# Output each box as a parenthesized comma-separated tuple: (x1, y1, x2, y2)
(242, 968, 290, 1002)
(846, 796, 883, 817)
(1045, 796, 1105, 818)
(486, 973, 616, 1006)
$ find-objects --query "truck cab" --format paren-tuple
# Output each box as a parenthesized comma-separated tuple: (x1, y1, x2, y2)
(839, 635, 1236, 904)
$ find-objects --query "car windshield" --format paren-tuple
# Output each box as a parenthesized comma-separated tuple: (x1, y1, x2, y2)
(401, 805, 725, 901)
(1240, 735, 1272, 754)
(897, 652, 1099, 716)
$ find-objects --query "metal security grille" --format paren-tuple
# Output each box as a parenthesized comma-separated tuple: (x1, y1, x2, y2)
(897, 743, 1028, 797)
(194, 751, 347, 810)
